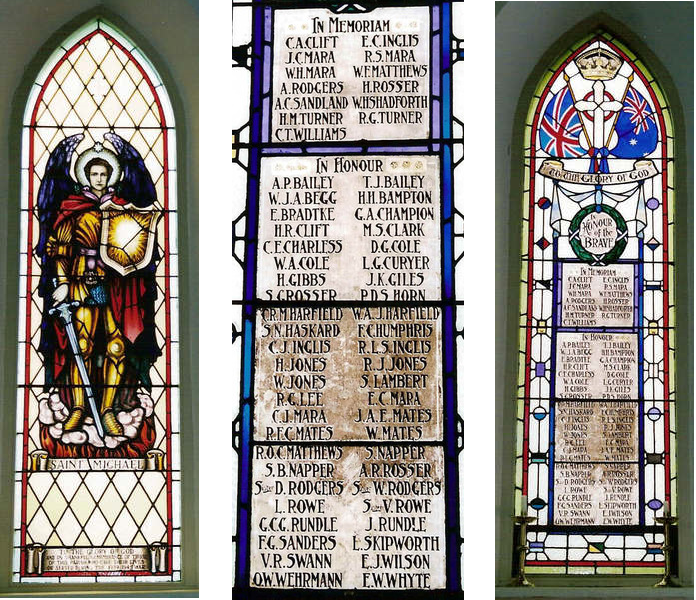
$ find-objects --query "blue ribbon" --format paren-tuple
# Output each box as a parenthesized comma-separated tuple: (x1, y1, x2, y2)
(589, 147, 610, 174)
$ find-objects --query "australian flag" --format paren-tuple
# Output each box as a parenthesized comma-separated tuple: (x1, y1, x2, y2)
(611, 86, 658, 158)
(539, 87, 585, 158)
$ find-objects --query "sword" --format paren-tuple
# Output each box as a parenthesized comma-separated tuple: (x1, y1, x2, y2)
(48, 282, 105, 440)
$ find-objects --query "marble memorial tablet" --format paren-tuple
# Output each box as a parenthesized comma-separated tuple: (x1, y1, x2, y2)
(555, 332, 638, 400)
(554, 463, 639, 526)
(560, 264, 635, 328)
(554, 401, 638, 462)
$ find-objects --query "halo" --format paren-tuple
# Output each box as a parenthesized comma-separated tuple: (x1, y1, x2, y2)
(75, 142, 121, 187)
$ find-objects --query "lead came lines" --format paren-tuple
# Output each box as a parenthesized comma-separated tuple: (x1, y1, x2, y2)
(237, 2, 457, 593)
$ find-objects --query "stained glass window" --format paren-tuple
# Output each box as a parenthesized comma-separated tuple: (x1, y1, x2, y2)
(515, 32, 676, 576)
(231, 0, 464, 594)
(14, 18, 180, 582)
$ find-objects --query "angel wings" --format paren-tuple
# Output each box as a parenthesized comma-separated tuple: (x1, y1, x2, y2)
(37, 132, 157, 258)
(35, 132, 160, 383)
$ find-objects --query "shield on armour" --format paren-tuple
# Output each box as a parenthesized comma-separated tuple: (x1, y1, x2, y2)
(99, 200, 160, 276)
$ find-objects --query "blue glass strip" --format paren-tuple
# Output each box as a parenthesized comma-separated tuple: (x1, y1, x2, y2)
(442, 73, 451, 139)
(251, 110, 261, 143)
(264, 6, 272, 40)
(432, 35, 441, 96)
(443, 222, 452, 299)
(368, 146, 430, 153)
(433, 98, 441, 139)
(444, 306, 454, 374)
(244, 242, 256, 300)
(447, 457, 458, 511)
(243, 319, 253, 399)
(443, 143, 453, 301)
(306, 146, 361, 154)
(262, 97, 270, 142)
(445, 375, 456, 458)
(441, 2, 451, 71)
(263, 45, 272, 95)
(443, 145, 452, 218)
(241, 403, 251, 503)
(236, 506, 249, 583)
(237, 8, 265, 588)
(263, 147, 303, 155)
(444, 371, 459, 591)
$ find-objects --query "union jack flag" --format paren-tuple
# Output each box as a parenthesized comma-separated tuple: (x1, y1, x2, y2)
(623, 86, 656, 134)
(539, 87, 585, 158)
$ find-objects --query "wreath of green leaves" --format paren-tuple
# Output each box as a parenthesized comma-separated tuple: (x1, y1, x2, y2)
(568, 204, 628, 266)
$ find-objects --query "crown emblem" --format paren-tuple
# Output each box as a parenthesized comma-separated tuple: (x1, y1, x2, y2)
(574, 47, 622, 81)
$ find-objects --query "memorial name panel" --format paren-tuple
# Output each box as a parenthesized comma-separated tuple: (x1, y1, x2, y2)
(555, 332, 638, 400)
(249, 444, 446, 589)
(554, 463, 639, 526)
(254, 306, 443, 442)
(272, 7, 431, 143)
(243, 2, 454, 592)
(553, 331, 640, 526)
(555, 401, 638, 462)
(257, 155, 441, 302)
(561, 263, 635, 328)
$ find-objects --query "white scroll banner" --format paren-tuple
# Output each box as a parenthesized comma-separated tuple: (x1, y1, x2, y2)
(539, 159, 658, 184)
(29, 450, 165, 472)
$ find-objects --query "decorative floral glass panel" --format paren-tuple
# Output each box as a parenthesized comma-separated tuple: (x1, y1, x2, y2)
(515, 32, 676, 576)
(13, 19, 180, 582)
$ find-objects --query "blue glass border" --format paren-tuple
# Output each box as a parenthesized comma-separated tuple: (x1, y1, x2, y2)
(234, 3, 269, 588)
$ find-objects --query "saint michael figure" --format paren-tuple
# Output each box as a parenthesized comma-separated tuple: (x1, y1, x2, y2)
(36, 132, 161, 455)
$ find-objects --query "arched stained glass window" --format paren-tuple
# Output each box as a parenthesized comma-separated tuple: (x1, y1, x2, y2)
(514, 32, 676, 577)
(14, 18, 180, 582)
